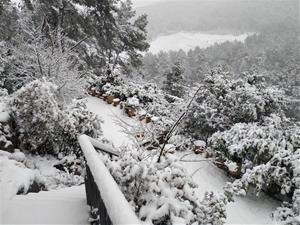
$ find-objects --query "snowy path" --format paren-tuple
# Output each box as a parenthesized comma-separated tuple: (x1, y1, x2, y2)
(86, 96, 134, 147)
(1, 185, 89, 224)
(87, 96, 279, 224)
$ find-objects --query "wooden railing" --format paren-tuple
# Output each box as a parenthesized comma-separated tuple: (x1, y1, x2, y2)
(78, 135, 140, 225)
(85, 165, 112, 225)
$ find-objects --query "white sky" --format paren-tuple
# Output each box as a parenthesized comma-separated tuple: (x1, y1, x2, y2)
(132, 0, 263, 7)
(132, 0, 170, 7)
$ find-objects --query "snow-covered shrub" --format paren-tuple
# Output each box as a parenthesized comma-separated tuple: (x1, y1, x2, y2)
(92, 75, 183, 114)
(10, 80, 60, 154)
(224, 147, 300, 224)
(210, 117, 299, 192)
(0, 94, 14, 152)
(52, 100, 103, 156)
(0, 87, 8, 97)
(104, 149, 227, 225)
(10, 80, 102, 156)
(210, 117, 300, 223)
(24, 154, 84, 190)
(0, 123, 14, 152)
(90, 74, 123, 96)
(184, 69, 285, 140)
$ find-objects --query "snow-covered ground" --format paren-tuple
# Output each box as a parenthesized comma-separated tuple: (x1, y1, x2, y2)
(181, 154, 279, 224)
(0, 136, 86, 224)
(86, 96, 135, 147)
(1, 185, 89, 224)
(0, 152, 87, 224)
(149, 32, 252, 53)
(0, 96, 279, 224)
(87, 96, 279, 224)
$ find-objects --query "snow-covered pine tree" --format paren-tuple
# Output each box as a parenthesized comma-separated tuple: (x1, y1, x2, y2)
(72, 0, 149, 74)
(163, 61, 185, 98)
(0, 0, 19, 42)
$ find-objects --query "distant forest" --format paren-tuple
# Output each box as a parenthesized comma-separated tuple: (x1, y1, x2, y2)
(132, 0, 300, 120)
(136, 0, 299, 39)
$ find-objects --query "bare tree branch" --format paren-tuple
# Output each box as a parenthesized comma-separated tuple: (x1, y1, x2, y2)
(157, 85, 202, 162)
(69, 36, 89, 51)
(36, 51, 44, 77)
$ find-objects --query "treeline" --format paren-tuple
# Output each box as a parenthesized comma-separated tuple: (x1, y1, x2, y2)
(137, 0, 299, 39)
(140, 28, 300, 120)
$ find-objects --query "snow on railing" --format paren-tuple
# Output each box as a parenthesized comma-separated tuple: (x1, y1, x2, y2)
(87, 136, 119, 157)
(79, 135, 141, 225)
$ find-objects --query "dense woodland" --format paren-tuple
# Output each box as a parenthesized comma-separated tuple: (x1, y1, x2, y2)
(0, 0, 299, 224)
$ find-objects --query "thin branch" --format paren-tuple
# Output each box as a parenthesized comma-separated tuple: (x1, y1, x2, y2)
(36, 51, 44, 77)
(157, 85, 202, 162)
(191, 166, 204, 177)
(179, 152, 195, 161)
(69, 36, 89, 51)
(180, 159, 212, 162)
(57, 81, 67, 91)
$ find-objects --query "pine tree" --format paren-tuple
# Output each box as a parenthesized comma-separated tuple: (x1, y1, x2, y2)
(0, 0, 19, 42)
(163, 62, 185, 98)
(75, 0, 149, 74)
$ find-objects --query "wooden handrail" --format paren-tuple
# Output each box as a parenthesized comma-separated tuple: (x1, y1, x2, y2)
(78, 135, 140, 225)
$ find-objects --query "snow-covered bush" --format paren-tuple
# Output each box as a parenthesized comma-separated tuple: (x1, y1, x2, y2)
(0, 93, 14, 152)
(52, 100, 103, 156)
(92, 74, 183, 112)
(104, 149, 227, 225)
(184, 69, 285, 140)
(10, 80, 60, 154)
(0, 87, 8, 97)
(90, 74, 123, 96)
(224, 147, 300, 224)
(93, 76, 159, 105)
(10, 80, 102, 156)
(0, 123, 14, 152)
(209, 116, 295, 170)
(209, 116, 300, 223)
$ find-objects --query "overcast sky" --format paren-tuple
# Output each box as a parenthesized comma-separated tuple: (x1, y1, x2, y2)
(132, 0, 169, 7)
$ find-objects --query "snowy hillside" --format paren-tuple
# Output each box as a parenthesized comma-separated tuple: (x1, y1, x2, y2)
(149, 32, 252, 53)
(0, 0, 299, 224)
(86, 96, 279, 224)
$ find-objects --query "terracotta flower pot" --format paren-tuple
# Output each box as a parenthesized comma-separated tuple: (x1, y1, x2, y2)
(113, 98, 121, 107)
(125, 106, 136, 117)
(106, 95, 114, 104)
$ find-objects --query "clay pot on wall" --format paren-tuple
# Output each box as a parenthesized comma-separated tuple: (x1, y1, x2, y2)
(106, 95, 114, 104)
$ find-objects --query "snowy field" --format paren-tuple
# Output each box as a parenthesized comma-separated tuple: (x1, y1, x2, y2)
(149, 32, 252, 53)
